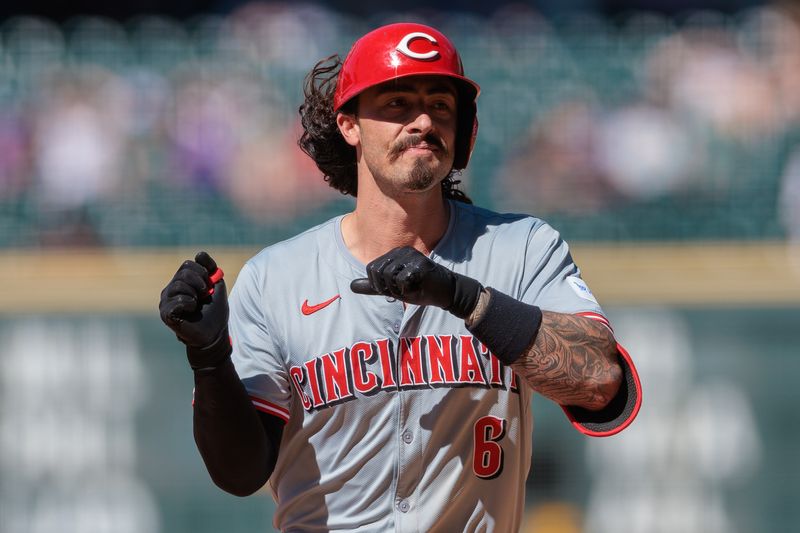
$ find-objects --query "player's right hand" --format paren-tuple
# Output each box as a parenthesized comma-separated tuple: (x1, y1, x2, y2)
(350, 246, 483, 319)
(159, 251, 229, 350)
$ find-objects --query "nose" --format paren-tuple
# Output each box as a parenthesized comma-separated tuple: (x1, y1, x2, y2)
(406, 110, 433, 135)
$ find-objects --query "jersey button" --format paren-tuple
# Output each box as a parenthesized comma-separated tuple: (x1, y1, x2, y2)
(392, 322, 400, 333)
(397, 500, 410, 513)
(402, 431, 413, 444)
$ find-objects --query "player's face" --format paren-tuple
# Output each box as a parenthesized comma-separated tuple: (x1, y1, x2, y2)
(352, 76, 458, 194)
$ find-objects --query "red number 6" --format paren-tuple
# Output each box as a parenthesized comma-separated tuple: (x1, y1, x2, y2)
(473, 416, 506, 479)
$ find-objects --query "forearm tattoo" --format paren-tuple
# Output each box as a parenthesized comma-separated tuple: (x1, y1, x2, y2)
(510, 312, 621, 410)
(465, 288, 491, 328)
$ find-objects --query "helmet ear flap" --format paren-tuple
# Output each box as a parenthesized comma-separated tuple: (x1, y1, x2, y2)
(453, 95, 477, 171)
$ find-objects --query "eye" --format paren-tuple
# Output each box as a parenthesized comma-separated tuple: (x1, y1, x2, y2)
(431, 99, 455, 114)
(386, 97, 407, 108)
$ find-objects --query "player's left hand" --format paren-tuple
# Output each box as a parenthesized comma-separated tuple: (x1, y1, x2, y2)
(351, 246, 483, 319)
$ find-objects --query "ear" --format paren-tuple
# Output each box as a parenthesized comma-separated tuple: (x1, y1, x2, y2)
(336, 112, 360, 148)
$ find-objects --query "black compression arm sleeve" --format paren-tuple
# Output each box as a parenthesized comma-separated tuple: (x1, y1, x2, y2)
(466, 288, 543, 365)
(192, 357, 283, 496)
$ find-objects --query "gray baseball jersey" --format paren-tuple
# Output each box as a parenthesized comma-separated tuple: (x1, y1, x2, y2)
(229, 200, 613, 532)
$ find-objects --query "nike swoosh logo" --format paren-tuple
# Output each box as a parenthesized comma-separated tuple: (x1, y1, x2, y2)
(301, 294, 340, 316)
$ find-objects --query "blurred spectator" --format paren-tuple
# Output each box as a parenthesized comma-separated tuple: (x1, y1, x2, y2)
(644, 21, 782, 141)
(0, 105, 30, 199)
(166, 73, 247, 193)
(737, 5, 800, 126)
(164, 65, 339, 220)
(221, 2, 349, 73)
(495, 97, 694, 215)
(595, 103, 694, 199)
(779, 145, 800, 239)
(30, 67, 133, 245)
(495, 100, 622, 216)
(226, 121, 342, 222)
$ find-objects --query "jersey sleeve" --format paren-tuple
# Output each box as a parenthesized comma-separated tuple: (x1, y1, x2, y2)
(228, 260, 292, 424)
(518, 222, 603, 316)
(519, 222, 641, 437)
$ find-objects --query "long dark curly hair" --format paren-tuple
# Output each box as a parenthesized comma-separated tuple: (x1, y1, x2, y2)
(298, 55, 472, 203)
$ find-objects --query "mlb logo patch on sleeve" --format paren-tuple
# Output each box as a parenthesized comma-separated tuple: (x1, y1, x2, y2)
(567, 276, 599, 304)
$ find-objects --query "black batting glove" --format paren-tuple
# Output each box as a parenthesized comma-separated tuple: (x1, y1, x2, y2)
(350, 246, 483, 319)
(159, 251, 231, 369)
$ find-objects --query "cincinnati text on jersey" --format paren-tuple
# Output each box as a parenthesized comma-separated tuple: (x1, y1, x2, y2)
(288, 334, 521, 411)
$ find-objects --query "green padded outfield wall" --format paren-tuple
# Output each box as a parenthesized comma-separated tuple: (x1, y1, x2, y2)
(0, 307, 796, 533)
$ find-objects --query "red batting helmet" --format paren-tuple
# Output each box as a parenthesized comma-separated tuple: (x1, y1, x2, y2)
(334, 22, 480, 171)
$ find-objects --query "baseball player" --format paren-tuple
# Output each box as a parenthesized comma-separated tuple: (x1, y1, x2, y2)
(159, 22, 641, 532)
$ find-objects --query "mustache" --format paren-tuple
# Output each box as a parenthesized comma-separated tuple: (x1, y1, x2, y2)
(389, 134, 446, 160)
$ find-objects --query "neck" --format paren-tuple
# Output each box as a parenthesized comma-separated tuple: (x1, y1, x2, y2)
(342, 182, 451, 265)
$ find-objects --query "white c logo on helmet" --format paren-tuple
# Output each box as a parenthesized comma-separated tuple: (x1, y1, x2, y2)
(396, 32, 440, 60)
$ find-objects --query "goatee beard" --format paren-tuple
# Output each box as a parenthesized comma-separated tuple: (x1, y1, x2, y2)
(407, 158, 436, 191)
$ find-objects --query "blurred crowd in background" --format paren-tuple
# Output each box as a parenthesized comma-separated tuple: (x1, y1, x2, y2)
(0, 1, 799, 247)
